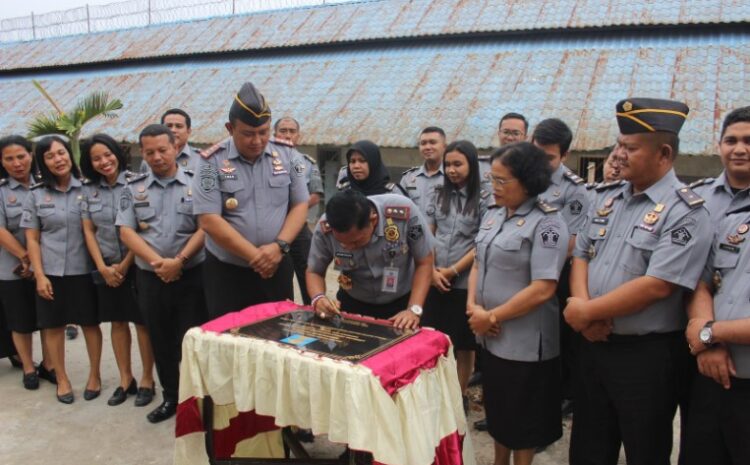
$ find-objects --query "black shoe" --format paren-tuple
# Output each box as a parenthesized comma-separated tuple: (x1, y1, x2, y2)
(108, 379, 137, 406)
(467, 371, 482, 387)
(23, 371, 40, 390)
(561, 399, 575, 417)
(9, 355, 23, 369)
(56, 388, 74, 404)
(65, 325, 78, 340)
(37, 364, 57, 385)
(83, 379, 101, 401)
(147, 400, 177, 423)
(295, 428, 314, 443)
(134, 386, 155, 407)
(474, 418, 487, 431)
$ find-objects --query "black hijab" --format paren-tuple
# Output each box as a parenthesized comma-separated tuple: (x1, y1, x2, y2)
(345, 140, 391, 196)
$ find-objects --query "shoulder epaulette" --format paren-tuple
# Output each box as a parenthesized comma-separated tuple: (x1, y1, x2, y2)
(303, 154, 317, 165)
(269, 137, 294, 148)
(199, 141, 225, 159)
(478, 155, 491, 162)
(0, 178, 8, 187)
(123, 170, 136, 179)
(536, 199, 558, 214)
(184, 169, 194, 176)
(688, 177, 715, 189)
(384, 206, 410, 220)
(563, 170, 584, 185)
(676, 186, 705, 208)
(319, 218, 331, 234)
(385, 182, 397, 192)
(82, 178, 93, 185)
(30, 182, 45, 190)
(595, 179, 625, 192)
(402, 166, 419, 175)
(337, 181, 350, 191)
(126, 172, 148, 184)
(480, 190, 490, 199)
(585, 182, 597, 190)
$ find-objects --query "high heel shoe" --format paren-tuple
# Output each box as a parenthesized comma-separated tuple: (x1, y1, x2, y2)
(83, 379, 101, 401)
(107, 379, 137, 406)
(56, 387, 74, 404)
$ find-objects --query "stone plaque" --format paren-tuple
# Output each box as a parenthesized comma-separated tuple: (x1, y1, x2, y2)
(227, 310, 418, 362)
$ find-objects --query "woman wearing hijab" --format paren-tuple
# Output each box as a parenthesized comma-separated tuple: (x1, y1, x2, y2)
(339, 140, 408, 196)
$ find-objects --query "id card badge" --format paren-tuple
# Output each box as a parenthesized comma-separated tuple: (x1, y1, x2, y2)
(381, 266, 400, 293)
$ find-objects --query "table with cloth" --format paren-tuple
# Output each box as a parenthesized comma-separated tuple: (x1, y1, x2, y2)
(175, 300, 474, 465)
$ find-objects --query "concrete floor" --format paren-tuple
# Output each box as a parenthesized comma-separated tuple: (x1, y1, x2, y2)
(0, 269, 681, 465)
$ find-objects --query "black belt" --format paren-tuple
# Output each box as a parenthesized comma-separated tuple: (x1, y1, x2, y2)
(606, 330, 682, 343)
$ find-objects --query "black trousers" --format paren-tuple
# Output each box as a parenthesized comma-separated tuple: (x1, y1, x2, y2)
(290, 225, 312, 305)
(203, 252, 294, 320)
(683, 374, 750, 465)
(557, 259, 579, 401)
(0, 302, 16, 359)
(336, 290, 409, 320)
(570, 332, 686, 465)
(136, 266, 207, 402)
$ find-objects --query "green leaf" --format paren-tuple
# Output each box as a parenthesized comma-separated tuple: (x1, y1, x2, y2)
(27, 114, 66, 138)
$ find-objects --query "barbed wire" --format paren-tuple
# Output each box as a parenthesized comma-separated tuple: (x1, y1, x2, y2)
(0, 0, 354, 43)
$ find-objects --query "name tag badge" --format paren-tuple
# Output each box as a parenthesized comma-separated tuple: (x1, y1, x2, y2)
(219, 174, 238, 181)
(592, 217, 608, 225)
(40, 203, 55, 209)
(719, 243, 740, 254)
(381, 266, 399, 293)
(134, 201, 150, 208)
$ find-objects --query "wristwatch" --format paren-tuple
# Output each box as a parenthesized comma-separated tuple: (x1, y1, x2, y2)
(275, 239, 291, 255)
(699, 320, 715, 345)
(409, 305, 423, 317)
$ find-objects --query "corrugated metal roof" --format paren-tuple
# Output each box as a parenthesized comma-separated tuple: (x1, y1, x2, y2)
(1, 0, 748, 71)
(0, 35, 746, 155)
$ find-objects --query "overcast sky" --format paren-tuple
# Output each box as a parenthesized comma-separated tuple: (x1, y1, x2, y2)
(1, 1, 115, 20)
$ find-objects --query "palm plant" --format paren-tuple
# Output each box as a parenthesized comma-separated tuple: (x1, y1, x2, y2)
(27, 80, 124, 163)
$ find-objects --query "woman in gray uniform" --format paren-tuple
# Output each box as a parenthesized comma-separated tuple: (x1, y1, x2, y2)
(468, 142, 568, 465)
(80, 134, 155, 407)
(0, 135, 51, 389)
(423, 140, 488, 407)
(22, 136, 101, 404)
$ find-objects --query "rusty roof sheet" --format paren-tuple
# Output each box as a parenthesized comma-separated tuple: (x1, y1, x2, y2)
(1, 0, 749, 71)
(0, 35, 746, 155)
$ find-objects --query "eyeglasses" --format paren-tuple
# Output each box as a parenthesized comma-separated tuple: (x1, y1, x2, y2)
(490, 176, 518, 186)
(500, 130, 524, 137)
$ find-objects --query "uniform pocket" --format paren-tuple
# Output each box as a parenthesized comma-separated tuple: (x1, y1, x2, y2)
(489, 235, 527, 271)
(622, 227, 658, 275)
(134, 206, 156, 221)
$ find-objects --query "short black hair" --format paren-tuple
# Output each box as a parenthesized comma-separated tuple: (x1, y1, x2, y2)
(531, 118, 573, 155)
(160, 108, 191, 129)
(139, 124, 175, 146)
(647, 131, 680, 159)
(80, 133, 130, 182)
(420, 126, 446, 138)
(325, 190, 373, 232)
(721, 106, 750, 138)
(274, 116, 300, 132)
(34, 135, 81, 186)
(0, 135, 34, 179)
(499, 112, 529, 132)
(490, 142, 552, 196)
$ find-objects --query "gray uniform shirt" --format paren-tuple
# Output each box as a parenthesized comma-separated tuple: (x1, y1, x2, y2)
(701, 207, 750, 378)
(427, 187, 491, 289)
(0, 177, 32, 280)
(692, 172, 750, 221)
(574, 169, 712, 335)
(308, 194, 433, 304)
(474, 198, 568, 362)
(300, 153, 324, 195)
(115, 168, 204, 272)
(398, 165, 444, 218)
(81, 171, 131, 264)
(541, 164, 589, 235)
(20, 178, 92, 276)
(192, 138, 309, 267)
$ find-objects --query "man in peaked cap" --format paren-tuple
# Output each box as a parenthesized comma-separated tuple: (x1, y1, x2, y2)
(564, 98, 712, 465)
(193, 82, 309, 318)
